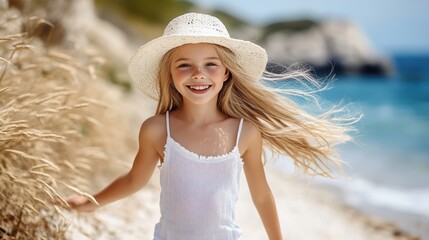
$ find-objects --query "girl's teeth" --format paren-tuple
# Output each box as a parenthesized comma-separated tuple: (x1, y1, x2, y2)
(190, 86, 209, 90)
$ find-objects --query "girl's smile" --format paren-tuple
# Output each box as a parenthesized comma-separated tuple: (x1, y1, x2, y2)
(186, 84, 213, 93)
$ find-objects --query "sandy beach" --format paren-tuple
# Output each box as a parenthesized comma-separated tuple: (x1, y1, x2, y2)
(66, 167, 419, 240)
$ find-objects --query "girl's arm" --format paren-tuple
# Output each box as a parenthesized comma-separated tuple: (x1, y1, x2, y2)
(67, 117, 162, 212)
(242, 122, 283, 240)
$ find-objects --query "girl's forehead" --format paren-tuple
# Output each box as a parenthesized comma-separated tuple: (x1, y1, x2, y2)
(172, 43, 219, 58)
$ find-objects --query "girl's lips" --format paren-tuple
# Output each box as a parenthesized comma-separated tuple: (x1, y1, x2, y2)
(186, 85, 212, 94)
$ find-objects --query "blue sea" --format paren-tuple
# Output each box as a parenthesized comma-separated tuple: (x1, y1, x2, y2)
(275, 54, 429, 238)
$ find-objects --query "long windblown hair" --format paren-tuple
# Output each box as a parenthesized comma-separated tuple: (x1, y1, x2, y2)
(156, 44, 358, 177)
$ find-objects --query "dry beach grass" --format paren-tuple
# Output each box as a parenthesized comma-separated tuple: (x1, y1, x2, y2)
(0, 7, 135, 239)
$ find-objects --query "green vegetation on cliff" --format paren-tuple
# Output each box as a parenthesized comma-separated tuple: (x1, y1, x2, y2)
(94, 0, 194, 24)
(260, 19, 318, 41)
(93, 0, 247, 37)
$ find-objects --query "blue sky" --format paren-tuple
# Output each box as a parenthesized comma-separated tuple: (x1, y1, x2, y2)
(189, 0, 429, 54)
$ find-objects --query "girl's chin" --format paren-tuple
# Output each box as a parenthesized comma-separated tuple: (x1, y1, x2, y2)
(182, 95, 219, 106)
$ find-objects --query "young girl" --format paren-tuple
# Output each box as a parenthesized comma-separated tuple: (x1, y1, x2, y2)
(67, 12, 353, 240)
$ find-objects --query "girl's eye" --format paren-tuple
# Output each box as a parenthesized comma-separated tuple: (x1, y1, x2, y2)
(178, 64, 190, 68)
(206, 62, 217, 67)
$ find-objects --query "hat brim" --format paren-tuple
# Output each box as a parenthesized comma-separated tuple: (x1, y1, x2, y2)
(128, 35, 268, 99)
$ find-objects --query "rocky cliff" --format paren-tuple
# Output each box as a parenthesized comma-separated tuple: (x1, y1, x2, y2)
(257, 19, 392, 76)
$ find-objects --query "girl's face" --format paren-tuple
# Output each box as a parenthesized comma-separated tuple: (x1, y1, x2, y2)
(170, 43, 229, 105)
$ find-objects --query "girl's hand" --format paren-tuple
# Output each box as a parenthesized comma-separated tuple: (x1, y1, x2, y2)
(66, 195, 99, 212)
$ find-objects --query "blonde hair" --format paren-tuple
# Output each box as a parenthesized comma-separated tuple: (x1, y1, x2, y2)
(156, 44, 358, 177)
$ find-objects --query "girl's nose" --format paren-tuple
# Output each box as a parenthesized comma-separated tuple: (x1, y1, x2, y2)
(192, 67, 205, 80)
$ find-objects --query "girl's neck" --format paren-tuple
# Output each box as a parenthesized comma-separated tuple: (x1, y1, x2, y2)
(175, 102, 226, 125)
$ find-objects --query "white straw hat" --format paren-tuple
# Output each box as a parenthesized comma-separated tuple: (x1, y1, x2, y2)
(128, 12, 268, 99)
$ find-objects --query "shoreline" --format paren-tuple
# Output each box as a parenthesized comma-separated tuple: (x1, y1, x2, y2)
(310, 172, 429, 240)
(344, 198, 429, 240)
(238, 169, 420, 240)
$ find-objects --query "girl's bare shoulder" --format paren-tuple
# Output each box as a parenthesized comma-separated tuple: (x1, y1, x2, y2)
(241, 120, 261, 139)
(239, 120, 262, 149)
(139, 114, 167, 144)
(236, 119, 262, 159)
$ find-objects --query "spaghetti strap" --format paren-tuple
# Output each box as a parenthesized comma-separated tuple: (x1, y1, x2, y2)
(235, 118, 244, 147)
(166, 111, 171, 138)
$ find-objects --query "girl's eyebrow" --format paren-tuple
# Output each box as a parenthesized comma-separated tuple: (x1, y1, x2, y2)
(174, 57, 220, 63)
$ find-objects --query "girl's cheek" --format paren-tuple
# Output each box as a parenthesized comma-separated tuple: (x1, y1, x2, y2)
(172, 70, 189, 79)
(206, 68, 224, 76)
